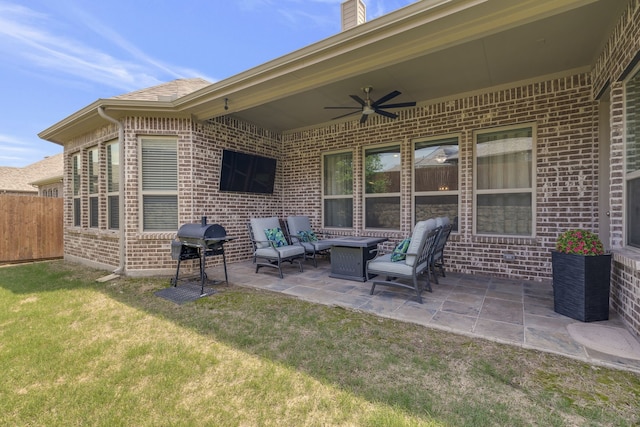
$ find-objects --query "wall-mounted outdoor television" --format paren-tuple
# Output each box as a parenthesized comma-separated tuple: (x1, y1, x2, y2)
(219, 149, 277, 194)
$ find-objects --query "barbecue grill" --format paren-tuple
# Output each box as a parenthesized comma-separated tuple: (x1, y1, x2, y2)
(171, 217, 233, 295)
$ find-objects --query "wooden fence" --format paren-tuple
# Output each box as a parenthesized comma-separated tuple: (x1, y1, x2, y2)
(0, 195, 63, 263)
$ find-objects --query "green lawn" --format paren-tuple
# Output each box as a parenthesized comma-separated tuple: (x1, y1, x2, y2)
(1, 261, 639, 426)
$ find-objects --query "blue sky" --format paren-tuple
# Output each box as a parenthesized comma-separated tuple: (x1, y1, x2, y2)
(0, 0, 416, 167)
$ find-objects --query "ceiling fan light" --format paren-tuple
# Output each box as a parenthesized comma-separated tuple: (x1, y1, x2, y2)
(362, 106, 375, 114)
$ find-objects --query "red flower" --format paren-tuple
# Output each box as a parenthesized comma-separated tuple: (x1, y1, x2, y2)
(555, 229, 605, 256)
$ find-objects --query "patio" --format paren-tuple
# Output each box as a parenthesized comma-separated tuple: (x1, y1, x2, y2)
(203, 257, 640, 374)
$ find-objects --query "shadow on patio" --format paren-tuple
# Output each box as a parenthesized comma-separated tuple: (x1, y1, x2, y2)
(204, 257, 640, 374)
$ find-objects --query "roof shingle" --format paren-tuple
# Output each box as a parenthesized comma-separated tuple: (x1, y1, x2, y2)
(0, 153, 63, 193)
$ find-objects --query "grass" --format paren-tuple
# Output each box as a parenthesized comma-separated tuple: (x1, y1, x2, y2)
(1, 261, 639, 426)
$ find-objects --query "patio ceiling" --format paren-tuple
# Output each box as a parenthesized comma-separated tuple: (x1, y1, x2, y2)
(39, 0, 629, 144)
(180, 0, 628, 133)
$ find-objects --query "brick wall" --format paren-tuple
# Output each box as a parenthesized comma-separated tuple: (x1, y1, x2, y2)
(592, 0, 640, 337)
(283, 73, 599, 281)
(63, 124, 121, 270)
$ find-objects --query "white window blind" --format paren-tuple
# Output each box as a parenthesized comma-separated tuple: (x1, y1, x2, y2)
(140, 138, 178, 231)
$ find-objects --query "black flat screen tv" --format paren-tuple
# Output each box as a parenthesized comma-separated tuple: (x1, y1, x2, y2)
(219, 149, 277, 194)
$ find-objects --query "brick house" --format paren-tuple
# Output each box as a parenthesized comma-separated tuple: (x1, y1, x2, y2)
(39, 0, 640, 336)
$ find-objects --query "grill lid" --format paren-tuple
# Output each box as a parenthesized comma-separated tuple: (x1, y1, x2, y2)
(177, 223, 226, 240)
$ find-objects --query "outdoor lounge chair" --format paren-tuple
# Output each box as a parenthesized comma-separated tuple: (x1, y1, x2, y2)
(285, 215, 333, 267)
(248, 217, 305, 278)
(367, 219, 441, 304)
(430, 217, 453, 284)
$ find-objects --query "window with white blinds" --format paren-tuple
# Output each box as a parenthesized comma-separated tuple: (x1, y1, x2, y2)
(322, 151, 353, 228)
(140, 138, 178, 231)
(474, 125, 535, 236)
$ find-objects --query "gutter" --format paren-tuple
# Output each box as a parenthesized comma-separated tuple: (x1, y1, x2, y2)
(97, 106, 126, 275)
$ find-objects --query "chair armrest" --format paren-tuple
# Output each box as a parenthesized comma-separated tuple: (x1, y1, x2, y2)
(253, 238, 279, 249)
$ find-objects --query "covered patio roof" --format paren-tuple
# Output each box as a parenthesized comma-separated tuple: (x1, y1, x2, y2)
(40, 0, 628, 143)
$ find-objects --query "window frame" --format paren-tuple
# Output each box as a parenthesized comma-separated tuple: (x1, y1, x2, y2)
(624, 63, 640, 249)
(473, 123, 536, 237)
(412, 134, 460, 229)
(363, 142, 402, 231)
(321, 149, 354, 230)
(72, 153, 81, 227)
(87, 146, 99, 228)
(106, 141, 120, 230)
(138, 136, 178, 232)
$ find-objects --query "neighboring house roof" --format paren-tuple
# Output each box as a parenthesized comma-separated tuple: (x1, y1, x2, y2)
(0, 153, 64, 193)
(39, 0, 629, 145)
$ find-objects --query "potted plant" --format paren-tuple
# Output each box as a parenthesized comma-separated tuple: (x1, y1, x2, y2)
(552, 229, 611, 322)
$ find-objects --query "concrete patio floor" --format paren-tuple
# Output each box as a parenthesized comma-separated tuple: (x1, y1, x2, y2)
(204, 257, 640, 374)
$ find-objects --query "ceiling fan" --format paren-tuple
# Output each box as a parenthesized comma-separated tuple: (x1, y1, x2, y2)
(324, 86, 416, 123)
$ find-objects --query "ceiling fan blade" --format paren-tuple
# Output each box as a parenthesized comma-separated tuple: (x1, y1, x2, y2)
(360, 114, 368, 124)
(372, 90, 401, 107)
(377, 101, 416, 109)
(350, 95, 366, 106)
(331, 110, 361, 120)
(374, 109, 398, 119)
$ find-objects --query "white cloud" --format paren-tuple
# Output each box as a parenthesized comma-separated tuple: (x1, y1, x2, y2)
(0, 1, 215, 92)
(0, 134, 35, 152)
(0, 133, 61, 167)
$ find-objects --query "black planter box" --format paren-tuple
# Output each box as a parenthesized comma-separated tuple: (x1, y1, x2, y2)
(551, 251, 611, 322)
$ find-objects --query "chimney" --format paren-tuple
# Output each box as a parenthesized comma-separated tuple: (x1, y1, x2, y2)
(341, 0, 366, 31)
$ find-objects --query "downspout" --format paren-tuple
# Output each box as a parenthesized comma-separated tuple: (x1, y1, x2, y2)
(97, 106, 126, 275)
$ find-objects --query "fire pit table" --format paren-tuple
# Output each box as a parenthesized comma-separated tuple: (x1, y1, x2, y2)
(325, 236, 387, 282)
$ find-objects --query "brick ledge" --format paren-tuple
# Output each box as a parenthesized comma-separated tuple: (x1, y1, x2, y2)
(612, 249, 640, 271)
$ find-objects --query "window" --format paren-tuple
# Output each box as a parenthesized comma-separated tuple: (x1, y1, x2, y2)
(88, 147, 99, 228)
(72, 154, 81, 227)
(626, 65, 640, 248)
(475, 126, 534, 236)
(364, 144, 401, 230)
(322, 151, 353, 228)
(140, 137, 178, 231)
(414, 136, 459, 230)
(107, 142, 120, 230)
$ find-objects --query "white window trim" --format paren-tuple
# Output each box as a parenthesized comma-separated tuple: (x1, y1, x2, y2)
(473, 123, 537, 237)
(624, 61, 640, 250)
(138, 136, 178, 232)
(106, 141, 119, 230)
(72, 153, 81, 228)
(321, 149, 354, 230)
(363, 142, 402, 232)
(412, 133, 461, 227)
(87, 146, 99, 228)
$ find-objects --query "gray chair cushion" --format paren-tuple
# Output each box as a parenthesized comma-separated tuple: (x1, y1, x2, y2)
(250, 217, 280, 249)
(435, 216, 450, 227)
(255, 245, 305, 259)
(405, 218, 436, 267)
(367, 254, 413, 277)
(286, 216, 312, 237)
